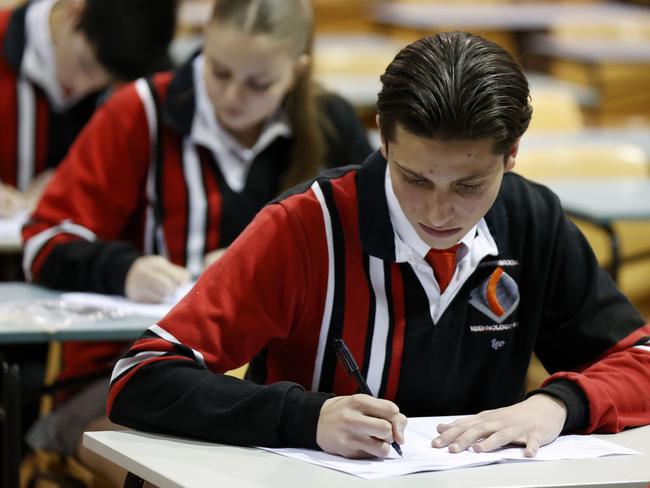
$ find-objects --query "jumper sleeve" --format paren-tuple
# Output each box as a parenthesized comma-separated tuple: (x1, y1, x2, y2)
(21, 82, 151, 292)
(532, 184, 650, 433)
(108, 201, 334, 448)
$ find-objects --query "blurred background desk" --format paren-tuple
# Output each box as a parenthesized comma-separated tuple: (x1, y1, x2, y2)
(547, 179, 650, 283)
(0, 283, 155, 488)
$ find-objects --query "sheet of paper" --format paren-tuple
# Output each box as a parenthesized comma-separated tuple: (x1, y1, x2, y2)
(61, 282, 194, 319)
(0, 210, 28, 244)
(260, 416, 639, 479)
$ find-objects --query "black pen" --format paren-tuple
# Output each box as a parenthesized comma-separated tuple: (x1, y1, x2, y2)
(333, 338, 403, 457)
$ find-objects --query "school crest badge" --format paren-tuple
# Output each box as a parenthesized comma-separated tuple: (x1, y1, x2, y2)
(468, 267, 519, 323)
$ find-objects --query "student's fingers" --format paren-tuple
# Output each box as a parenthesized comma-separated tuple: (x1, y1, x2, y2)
(125, 257, 180, 302)
(432, 416, 482, 446)
(392, 413, 408, 445)
(352, 395, 400, 423)
(432, 395, 566, 455)
(523, 433, 541, 458)
(348, 435, 392, 459)
(433, 422, 498, 452)
(316, 395, 404, 459)
(0, 186, 25, 217)
(159, 261, 191, 285)
(352, 395, 406, 445)
(471, 427, 522, 453)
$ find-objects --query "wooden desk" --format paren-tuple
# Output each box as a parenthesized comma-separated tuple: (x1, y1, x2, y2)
(521, 128, 650, 157)
(528, 35, 650, 125)
(546, 179, 650, 283)
(0, 283, 154, 488)
(372, 2, 650, 32)
(84, 426, 650, 488)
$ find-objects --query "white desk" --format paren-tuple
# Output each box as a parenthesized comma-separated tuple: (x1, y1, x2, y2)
(84, 426, 650, 488)
(0, 282, 155, 488)
(0, 282, 156, 344)
(545, 179, 650, 282)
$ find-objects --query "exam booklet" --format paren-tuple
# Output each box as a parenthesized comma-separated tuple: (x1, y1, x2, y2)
(260, 416, 639, 479)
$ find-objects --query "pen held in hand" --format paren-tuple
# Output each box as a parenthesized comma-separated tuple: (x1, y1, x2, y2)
(333, 338, 403, 457)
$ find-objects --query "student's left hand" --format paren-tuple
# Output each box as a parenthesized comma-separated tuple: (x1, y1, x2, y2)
(0, 183, 26, 217)
(431, 393, 567, 457)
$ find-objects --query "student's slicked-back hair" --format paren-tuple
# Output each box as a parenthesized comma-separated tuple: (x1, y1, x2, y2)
(78, 0, 177, 81)
(377, 32, 532, 154)
(211, 0, 325, 191)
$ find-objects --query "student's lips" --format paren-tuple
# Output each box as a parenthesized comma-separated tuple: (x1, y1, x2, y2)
(419, 224, 462, 238)
(222, 107, 244, 119)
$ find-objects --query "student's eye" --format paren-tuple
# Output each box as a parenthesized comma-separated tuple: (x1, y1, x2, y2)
(457, 182, 484, 194)
(402, 174, 430, 187)
(213, 69, 231, 81)
(246, 80, 272, 92)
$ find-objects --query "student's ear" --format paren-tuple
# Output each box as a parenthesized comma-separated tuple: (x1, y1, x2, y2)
(376, 115, 388, 160)
(505, 139, 520, 172)
(294, 54, 311, 78)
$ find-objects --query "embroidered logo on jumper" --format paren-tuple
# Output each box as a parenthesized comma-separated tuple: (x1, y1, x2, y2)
(491, 338, 506, 350)
(468, 267, 520, 324)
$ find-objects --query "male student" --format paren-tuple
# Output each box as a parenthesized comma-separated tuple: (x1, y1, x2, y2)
(0, 0, 177, 216)
(107, 31, 650, 459)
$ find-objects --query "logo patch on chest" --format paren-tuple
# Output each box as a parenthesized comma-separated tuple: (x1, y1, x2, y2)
(468, 267, 519, 324)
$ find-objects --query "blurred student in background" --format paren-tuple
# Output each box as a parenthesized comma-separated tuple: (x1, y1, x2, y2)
(0, 0, 176, 480)
(22, 0, 371, 484)
(0, 0, 177, 216)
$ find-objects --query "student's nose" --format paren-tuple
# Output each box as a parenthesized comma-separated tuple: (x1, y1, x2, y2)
(223, 81, 245, 105)
(426, 190, 454, 227)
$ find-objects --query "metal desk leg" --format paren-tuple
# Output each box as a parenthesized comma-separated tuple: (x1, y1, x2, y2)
(124, 472, 145, 488)
(1, 354, 21, 488)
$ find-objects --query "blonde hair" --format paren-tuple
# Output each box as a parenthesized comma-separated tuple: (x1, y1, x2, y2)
(211, 0, 325, 191)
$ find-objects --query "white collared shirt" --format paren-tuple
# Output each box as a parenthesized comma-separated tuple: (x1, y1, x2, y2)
(190, 55, 292, 193)
(385, 164, 499, 323)
(21, 0, 78, 111)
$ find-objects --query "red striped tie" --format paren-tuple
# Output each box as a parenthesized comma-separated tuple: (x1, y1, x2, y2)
(425, 244, 461, 293)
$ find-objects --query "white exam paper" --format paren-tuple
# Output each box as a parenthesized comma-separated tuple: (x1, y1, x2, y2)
(0, 210, 28, 246)
(261, 416, 639, 479)
(61, 282, 194, 319)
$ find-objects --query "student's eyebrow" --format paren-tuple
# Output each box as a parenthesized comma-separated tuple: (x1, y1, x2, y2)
(393, 159, 494, 182)
(393, 160, 427, 178)
(206, 56, 275, 82)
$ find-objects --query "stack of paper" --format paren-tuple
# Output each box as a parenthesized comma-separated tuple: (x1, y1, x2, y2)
(262, 416, 639, 479)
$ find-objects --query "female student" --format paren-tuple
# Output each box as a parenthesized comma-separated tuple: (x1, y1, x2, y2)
(22, 0, 371, 483)
(107, 31, 650, 459)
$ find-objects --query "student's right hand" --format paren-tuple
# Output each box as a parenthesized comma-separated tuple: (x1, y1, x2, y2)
(0, 183, 26, 217)
(316, 394, 407, 458)
(125, 255, 191, 303)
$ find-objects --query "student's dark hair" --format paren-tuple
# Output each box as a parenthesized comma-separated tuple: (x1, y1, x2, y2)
(377, 32, 532, 154)
(210, 0, 326, 191)
(78, 0, 177, 80)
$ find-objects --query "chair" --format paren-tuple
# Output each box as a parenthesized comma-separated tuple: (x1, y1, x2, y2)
(527, 88, 585, 133)
(516, 142, 650, 390)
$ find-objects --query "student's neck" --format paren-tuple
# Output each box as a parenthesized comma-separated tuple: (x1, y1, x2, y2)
(229, 125, 264, 149)
(48, 3, 63, 48)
